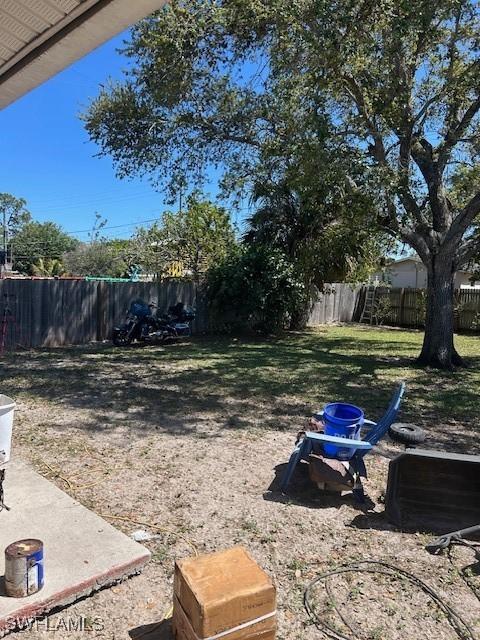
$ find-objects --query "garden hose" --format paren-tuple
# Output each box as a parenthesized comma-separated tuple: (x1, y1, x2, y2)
(304, 560, 476, 640)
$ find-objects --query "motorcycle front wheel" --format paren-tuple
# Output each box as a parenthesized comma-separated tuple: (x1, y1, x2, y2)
(112, 328, 133, 347)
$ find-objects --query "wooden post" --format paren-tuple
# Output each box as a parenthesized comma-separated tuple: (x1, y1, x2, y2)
(96, 281, 107, 341)
(399, 288, 405, 326)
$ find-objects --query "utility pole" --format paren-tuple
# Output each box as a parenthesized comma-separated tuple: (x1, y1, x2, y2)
(0, 209, 7, 278)
(2, 209, 6, 252)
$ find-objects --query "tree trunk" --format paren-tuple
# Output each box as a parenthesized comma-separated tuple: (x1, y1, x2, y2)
(289, 303, 310, 330)
(417, 254, 464, 369)
(289, 283, 316, 330)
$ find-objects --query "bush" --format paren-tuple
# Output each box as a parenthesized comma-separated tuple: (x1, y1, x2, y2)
(205, 245, 307, 333)
(372, 294, 395, 325)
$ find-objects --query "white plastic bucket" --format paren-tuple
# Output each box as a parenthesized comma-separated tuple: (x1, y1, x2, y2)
(0, 395, 15, 464)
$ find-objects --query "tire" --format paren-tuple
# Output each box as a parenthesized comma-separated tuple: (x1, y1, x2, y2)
(388, 422, 426, 445)
(112, 328, 133, 347)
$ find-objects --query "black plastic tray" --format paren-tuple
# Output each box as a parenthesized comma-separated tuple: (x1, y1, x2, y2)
(385, 448, 480, 535)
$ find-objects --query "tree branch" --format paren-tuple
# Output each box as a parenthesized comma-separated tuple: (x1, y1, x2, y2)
(441, 5, 463, 137)
(398, 224, 430, 264)
(413, 90, 445, 128)
(342, 75, 387, 164)
(446, 191, 480, 248)
(456, 232, 480, 268)
(340, 74, 431, 237)
(343, 67, 433, 236)
(397, 187, 429, 230)
(194, 118, 262, 148)
(410, 137, 453, 233)
(438, 93, 480, 171)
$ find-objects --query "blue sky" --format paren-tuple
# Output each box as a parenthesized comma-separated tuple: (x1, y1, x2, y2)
(0, 30, 233, 242)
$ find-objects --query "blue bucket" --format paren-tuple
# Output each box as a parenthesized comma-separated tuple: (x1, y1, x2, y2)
(323, 402, 364, 460)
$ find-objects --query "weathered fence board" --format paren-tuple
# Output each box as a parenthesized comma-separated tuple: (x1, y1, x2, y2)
(0, 279, 205, 351)
(457, 289, 480, 331)
(307, 284, 363, 326)
(307, 284, 480, 331)
(369, 287, 480, 331)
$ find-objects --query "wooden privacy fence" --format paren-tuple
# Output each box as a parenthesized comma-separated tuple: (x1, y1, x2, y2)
(307, 283, 363, 325)
(1, 280, 478, 351)
(0, 279, 207, 350)
(367, 286, 480, 331)
(307, 284, 480, 331)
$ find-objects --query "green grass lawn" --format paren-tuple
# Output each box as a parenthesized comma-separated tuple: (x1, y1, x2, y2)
(2, 324, 479, 451)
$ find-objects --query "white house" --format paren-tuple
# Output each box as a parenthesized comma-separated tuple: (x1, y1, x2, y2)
(373, 256, 478, 289)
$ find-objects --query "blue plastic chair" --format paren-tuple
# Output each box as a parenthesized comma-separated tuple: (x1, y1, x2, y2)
(280, 382, 406, 492)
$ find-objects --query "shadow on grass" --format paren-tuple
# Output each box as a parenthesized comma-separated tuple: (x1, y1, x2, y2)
(1, 329, 479, 449)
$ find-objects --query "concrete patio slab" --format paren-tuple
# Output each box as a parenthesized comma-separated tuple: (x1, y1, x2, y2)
(0, 460, 150, 637)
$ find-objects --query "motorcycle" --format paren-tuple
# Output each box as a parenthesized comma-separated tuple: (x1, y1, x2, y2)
(112, 299, 196, 347)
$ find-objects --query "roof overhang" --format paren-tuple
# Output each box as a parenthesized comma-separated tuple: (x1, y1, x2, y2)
(0, 0, 166, 110)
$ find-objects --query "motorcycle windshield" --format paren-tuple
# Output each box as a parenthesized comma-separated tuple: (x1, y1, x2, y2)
(129, 300, 151, 318)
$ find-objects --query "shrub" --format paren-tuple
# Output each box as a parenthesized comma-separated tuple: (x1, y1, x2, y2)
(205, 245, 307, 333)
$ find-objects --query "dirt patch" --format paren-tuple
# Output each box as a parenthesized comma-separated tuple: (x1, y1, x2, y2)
(1, 329, 479, 639)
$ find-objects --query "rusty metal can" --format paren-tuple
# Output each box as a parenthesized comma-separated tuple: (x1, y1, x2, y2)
(5, 539, 44, 597)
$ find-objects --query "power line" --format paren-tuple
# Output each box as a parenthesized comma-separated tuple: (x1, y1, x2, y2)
(8, 222, 159, 252)
(28, 192, 251, 215)
(30, 192, 160, 214)
(65, 217, 161, 235)
(8, 225, 159, 253)
(28, 186, 158, 206)
(9, 217, 161, 243)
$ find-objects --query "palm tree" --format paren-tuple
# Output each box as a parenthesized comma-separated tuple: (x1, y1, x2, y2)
(31, 258, 65, 277)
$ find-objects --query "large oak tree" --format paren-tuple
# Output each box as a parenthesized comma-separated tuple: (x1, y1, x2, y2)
(84, 0, 480, 368)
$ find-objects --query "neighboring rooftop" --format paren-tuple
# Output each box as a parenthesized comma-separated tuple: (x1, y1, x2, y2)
(386, 256, 476, 275)
(0, 0, 165, 109)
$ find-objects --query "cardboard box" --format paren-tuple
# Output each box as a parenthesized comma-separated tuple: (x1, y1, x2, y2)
(173, 546, 276, 640)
